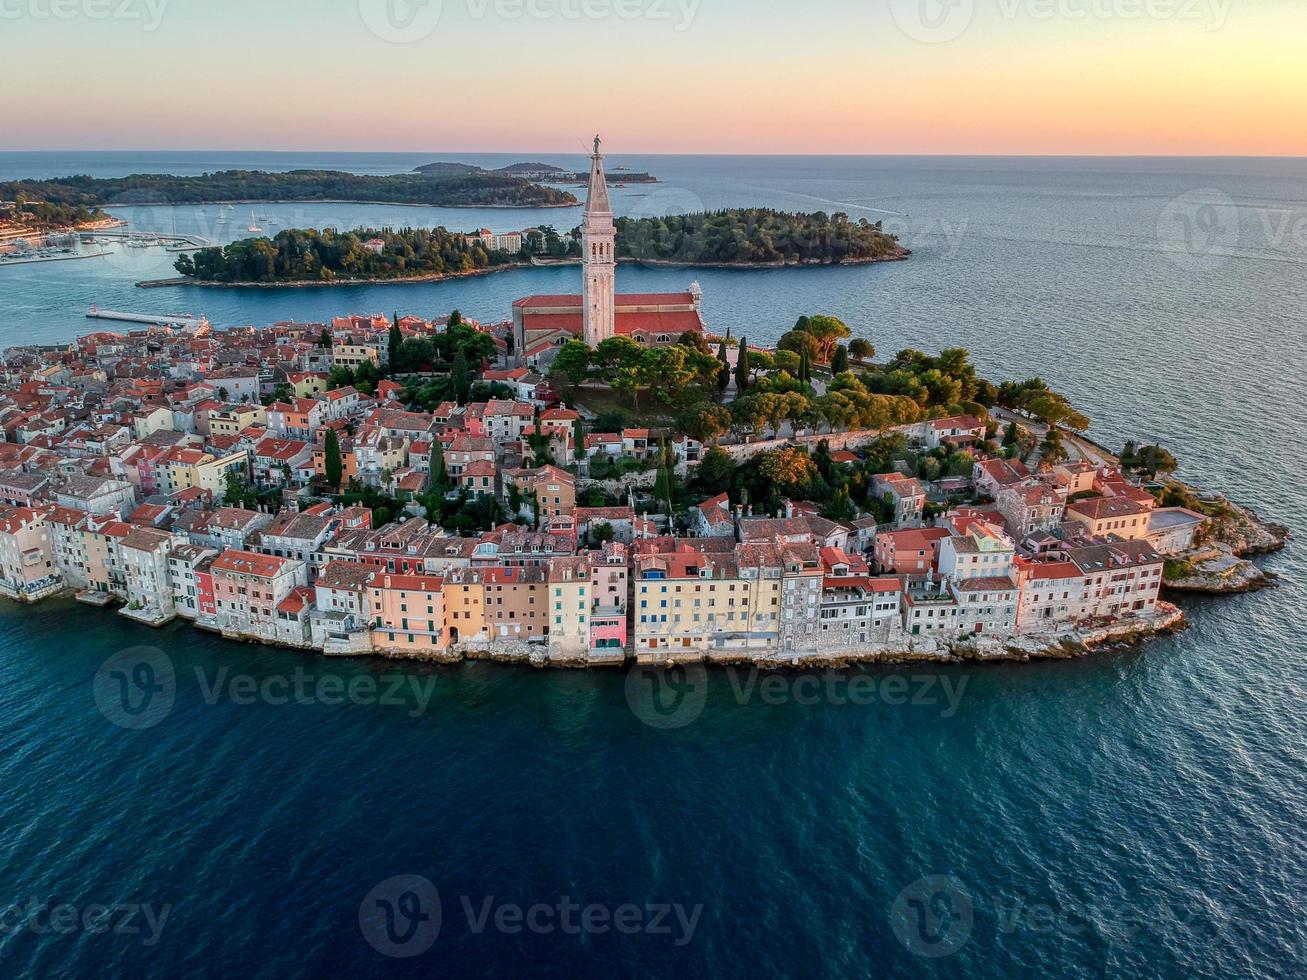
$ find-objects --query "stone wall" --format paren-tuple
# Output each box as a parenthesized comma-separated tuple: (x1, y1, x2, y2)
(719, 425, 905, 463)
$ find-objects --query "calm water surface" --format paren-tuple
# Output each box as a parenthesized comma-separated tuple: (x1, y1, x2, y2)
(0, 153, 1303, 977)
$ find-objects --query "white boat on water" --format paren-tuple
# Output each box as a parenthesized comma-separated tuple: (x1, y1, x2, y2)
(247, 211, 262, 233)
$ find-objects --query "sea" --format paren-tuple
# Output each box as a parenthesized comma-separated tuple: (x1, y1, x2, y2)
(0, 152, 1303, 978)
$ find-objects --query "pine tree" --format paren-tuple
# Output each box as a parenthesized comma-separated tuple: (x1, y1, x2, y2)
(734, 336, 750, 392)
(319, 328, 332, 349)
(323, 427, 343, 491)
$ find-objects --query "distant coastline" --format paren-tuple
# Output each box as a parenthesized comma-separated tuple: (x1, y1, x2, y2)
(104, 199, 581, 211)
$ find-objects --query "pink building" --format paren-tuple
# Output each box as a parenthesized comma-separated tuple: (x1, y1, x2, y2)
(588, 543, 628, 656)
(211, 549, 308, 640)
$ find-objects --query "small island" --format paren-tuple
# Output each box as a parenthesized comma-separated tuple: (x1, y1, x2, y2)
(159, 209, 907, 287)
(415, 160, 658, 184)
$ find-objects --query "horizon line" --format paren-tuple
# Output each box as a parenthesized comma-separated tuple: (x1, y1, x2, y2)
(4, 149, 1307, 161)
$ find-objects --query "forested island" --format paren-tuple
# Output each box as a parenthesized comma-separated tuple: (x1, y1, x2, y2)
(167, 209, 908, 285)
(170, 226, 522, 284)
(615, 209, 907, 265)
(0, 169, 578, 211)
(414, 161, 657, 183)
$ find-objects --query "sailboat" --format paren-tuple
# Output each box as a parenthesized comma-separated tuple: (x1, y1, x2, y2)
(248, 211, 262, 233)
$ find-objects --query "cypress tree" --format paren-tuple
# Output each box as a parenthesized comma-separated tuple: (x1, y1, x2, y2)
(831, 344, 848, 374)
(323, 427, 343, 491)
(388, 314, 403, 372)
(432, 443, 448, 491)
(716, 338, 731, 396)
(734, 336, 750, 392)
(452, 351, 472, 404)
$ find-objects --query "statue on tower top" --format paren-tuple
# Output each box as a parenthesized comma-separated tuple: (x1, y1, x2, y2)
(593, 134, 601, 156)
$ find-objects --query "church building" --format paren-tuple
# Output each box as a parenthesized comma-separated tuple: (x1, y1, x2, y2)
(511, 137, 705, 367)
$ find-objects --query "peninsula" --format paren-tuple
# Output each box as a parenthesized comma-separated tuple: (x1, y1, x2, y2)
(0, 309, 1284, 668)
(0, 142, 1284, 670)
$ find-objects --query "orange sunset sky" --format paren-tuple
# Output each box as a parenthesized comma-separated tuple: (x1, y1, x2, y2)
(2, 0, 1304, 154)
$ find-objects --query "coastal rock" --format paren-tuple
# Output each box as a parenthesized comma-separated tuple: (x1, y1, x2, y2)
(1164, 543, 1278, 594)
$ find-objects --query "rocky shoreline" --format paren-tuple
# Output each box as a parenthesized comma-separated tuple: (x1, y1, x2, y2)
(242, 603, 1187, 671)
(1162, 495, 1290, 595)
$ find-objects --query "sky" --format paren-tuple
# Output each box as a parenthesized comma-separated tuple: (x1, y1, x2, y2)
(1, 0, 1304, 155)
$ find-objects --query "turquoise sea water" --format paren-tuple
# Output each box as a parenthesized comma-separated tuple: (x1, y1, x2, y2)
(0, 154, 1303, 977)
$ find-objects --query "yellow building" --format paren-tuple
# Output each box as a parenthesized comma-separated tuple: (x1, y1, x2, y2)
(332, 344, 381, 370)
(632, 540, 784, 661)
(209, 404, 267, 439)
(162, 448, 249, 497)
(547, 556, 591, 655)
(443, 568, 487, 644)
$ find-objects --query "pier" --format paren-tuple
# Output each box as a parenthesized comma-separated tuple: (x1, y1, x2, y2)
(86, 307, 210, 329)
(82, 231, 214, 248)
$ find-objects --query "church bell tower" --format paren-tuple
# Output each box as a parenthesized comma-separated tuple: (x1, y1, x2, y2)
(582, 135, 616, 346)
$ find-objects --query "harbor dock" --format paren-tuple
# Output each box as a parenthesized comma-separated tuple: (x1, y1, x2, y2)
(86, 308, 210, 329)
